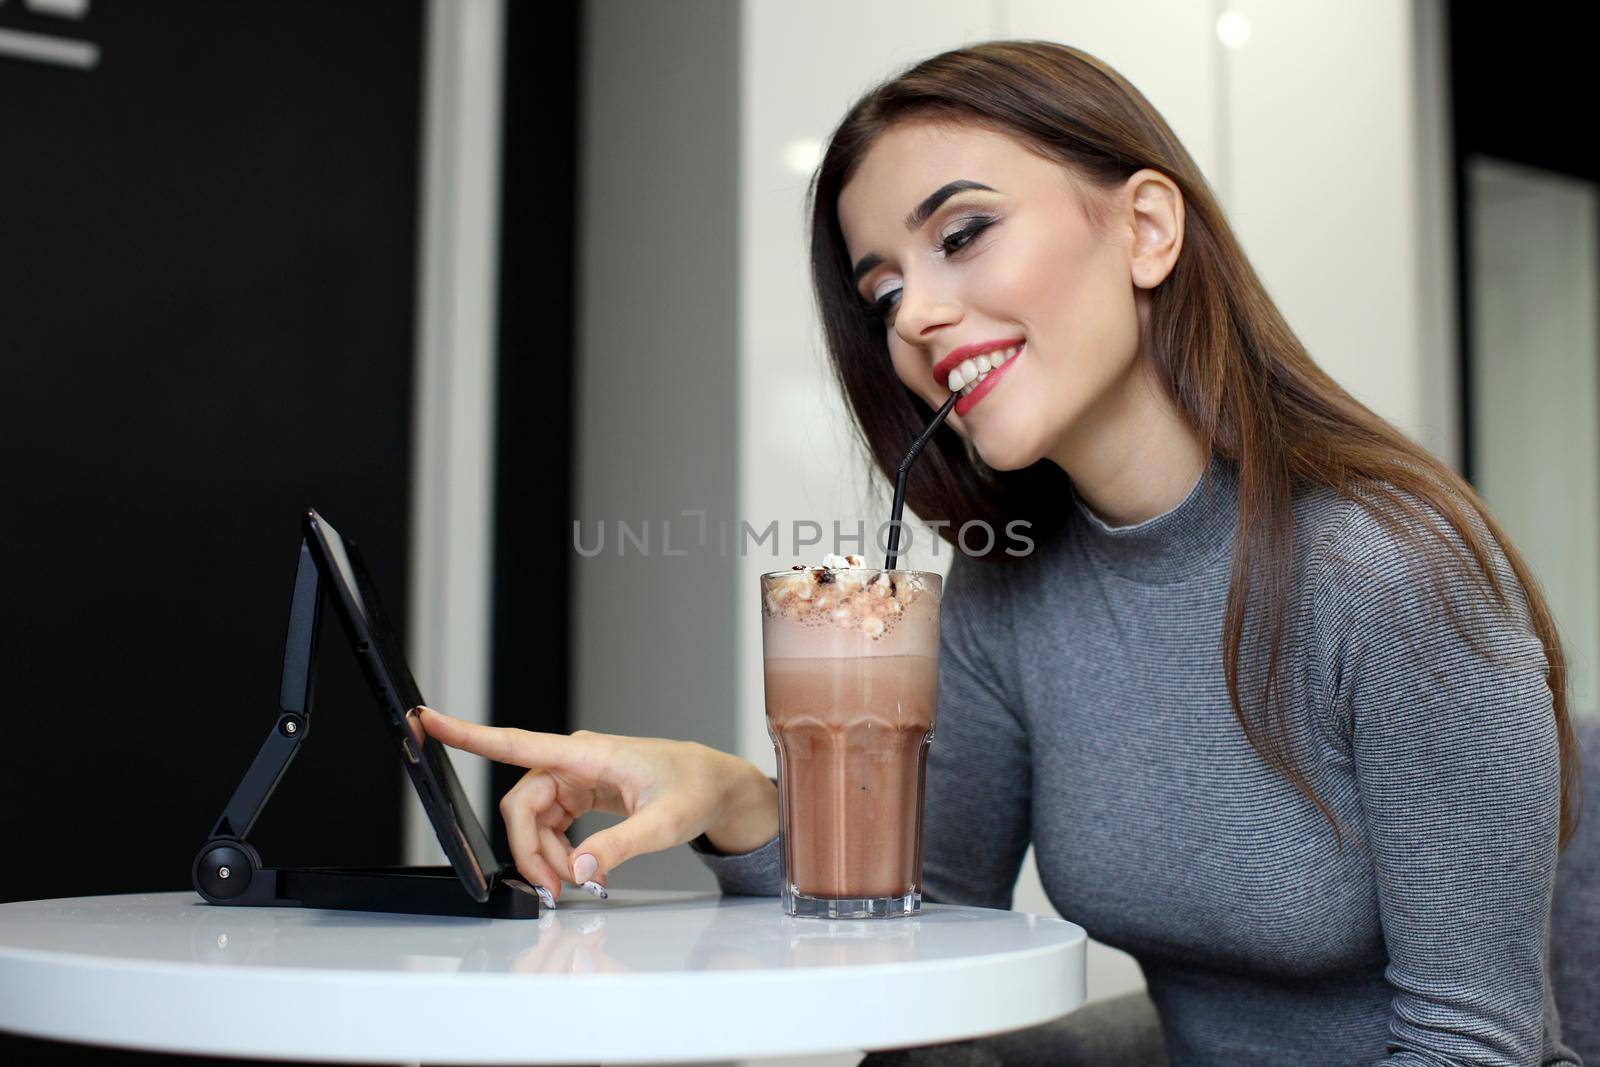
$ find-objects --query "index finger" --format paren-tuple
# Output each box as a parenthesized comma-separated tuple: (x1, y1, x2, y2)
(414, 706, 583, 769)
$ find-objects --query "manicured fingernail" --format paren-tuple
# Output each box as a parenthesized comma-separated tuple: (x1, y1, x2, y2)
(572, 853, 598, 882)
(580, 880, 608, 900)
(534, 884, 556, 910)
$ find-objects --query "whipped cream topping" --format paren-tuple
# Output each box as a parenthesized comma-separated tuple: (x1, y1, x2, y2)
(762, 555, 932, 639)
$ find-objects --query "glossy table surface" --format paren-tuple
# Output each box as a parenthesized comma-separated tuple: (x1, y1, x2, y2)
(0, 889, 1087, 1064)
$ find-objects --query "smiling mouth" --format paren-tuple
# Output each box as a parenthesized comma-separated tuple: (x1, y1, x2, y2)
(947, 343, 1021, 397)
(952, 341, 1023, 418)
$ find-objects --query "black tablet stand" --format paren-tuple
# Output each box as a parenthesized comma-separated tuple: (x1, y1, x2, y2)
(191, 538, 539, 919)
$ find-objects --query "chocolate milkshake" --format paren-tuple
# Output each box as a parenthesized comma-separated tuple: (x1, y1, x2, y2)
(761, 556, 941, 918)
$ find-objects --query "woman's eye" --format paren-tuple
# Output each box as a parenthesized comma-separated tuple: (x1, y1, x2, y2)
(939, 217, 994, 255)
(867, 287, 900, 324)
(861, 217, 994, 325)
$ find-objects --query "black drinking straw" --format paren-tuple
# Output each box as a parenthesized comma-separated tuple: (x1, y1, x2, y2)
(883, 391, 960, 571)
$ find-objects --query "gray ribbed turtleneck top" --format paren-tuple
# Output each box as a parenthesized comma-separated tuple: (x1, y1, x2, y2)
(691, 454, 1579, 1066)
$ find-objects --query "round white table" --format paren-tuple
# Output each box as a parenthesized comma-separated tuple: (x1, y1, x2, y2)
(0, 889, 1086, 1064)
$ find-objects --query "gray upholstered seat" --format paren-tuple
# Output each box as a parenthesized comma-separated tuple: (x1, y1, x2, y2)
(1552, 716, 1600, 1063)
(859, 989, 1168, 1066)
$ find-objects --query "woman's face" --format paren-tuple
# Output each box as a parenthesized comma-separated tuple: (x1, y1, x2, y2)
(837, 120, 1178, 472)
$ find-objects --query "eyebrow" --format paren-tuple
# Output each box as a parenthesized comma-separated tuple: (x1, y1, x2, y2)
(906, 179, 995, 229)
(850, 179, 999, 290)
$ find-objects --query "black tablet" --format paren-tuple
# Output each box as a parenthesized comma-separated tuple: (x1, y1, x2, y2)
(301, 508, 500, 903)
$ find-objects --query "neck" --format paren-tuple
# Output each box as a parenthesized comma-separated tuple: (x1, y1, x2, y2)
(1047, 352, 1208, 526)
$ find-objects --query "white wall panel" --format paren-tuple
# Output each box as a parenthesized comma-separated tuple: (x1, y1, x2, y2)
(1004, 0, 1221, 183)
(1224, 0, 1436, 450)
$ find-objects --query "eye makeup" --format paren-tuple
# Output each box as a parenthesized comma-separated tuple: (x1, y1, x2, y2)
(860, 214, 999, 324)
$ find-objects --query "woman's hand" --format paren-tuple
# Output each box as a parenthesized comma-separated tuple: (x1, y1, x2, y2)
(415, 707, 777, 902)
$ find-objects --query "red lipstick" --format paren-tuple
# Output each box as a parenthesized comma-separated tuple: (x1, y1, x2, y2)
(931, 336, 1026, 391)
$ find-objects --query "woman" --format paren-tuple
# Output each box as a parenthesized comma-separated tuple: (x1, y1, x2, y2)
(420, 41, 1582, 1065)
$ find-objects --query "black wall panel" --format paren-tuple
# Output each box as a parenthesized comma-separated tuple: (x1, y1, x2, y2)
(1, 2, 423, 1061)
(488, 0, 580, 839)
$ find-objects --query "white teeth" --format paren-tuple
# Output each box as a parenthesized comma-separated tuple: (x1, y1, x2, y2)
(953, 345, 1022, 399)
(946, 345, 1022, 397)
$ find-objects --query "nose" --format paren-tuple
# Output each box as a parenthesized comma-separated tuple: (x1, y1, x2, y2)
(892, 281, 962, 348)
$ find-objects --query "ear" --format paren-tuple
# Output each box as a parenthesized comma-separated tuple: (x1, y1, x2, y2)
(1124, 169, 1184, 289)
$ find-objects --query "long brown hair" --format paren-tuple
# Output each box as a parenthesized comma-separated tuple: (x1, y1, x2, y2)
(807, 40, 1581, 849)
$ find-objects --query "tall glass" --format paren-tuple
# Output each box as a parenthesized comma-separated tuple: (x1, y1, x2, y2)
(759, 566, 942, 918)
